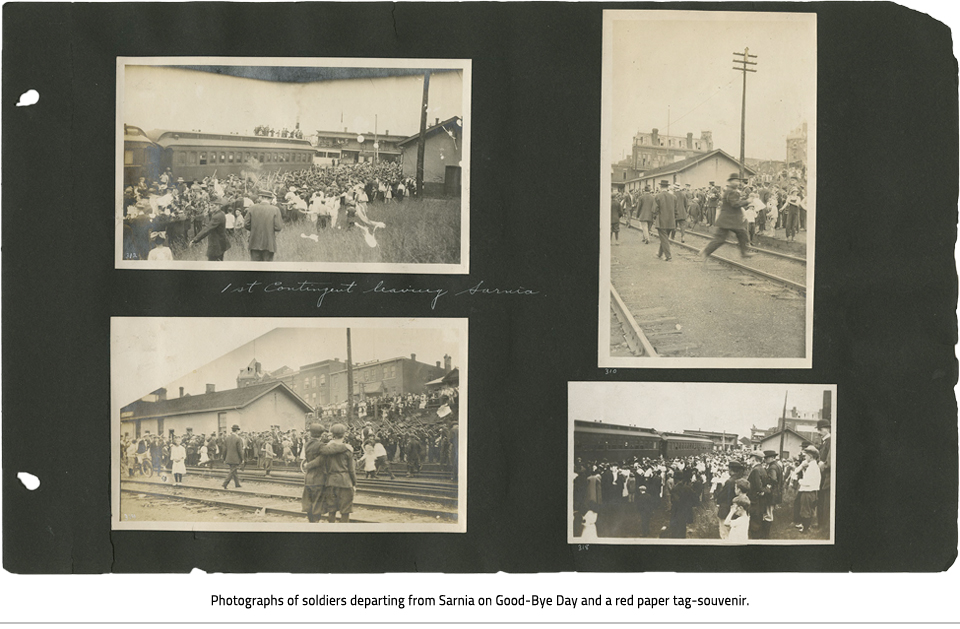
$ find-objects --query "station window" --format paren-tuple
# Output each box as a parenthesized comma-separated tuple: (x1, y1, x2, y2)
(220, 153, 226, 162)
(228, 153, 233, 163)
(319, 374, 326, 386)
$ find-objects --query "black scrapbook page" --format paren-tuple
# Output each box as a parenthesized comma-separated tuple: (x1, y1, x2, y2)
(2, 1, 956, 601)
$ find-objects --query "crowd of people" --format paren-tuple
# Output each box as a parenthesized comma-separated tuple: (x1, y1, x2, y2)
(611, 172, 807, 263)
(120, 390, 461, 486)
(572, 418, 831, 541)
(121, 161, 417, 261)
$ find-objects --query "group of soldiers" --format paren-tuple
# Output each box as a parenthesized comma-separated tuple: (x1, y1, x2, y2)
(611, 173, 808, 262)
(573, 418, 831, 541)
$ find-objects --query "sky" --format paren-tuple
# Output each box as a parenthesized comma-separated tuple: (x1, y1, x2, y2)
(569, 382, 833, 440)
(609, 11, 816, 162)
(123, 65, 463, 138)
(112, 319, 462, 406)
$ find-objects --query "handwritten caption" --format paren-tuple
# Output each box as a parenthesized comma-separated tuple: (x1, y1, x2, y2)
(210, 593, 747, 610)
(220, 279, 540, 309)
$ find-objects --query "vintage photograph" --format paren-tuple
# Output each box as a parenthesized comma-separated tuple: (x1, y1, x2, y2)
(112, 318, 466, 532)
(116, 57, 470, 273)
(569, 382, 835, 545)
(599, 11, 816, 367)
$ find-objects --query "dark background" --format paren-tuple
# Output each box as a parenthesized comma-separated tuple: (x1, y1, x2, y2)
(2, 2, 957, 573)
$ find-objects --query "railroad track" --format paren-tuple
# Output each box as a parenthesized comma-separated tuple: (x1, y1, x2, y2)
(182, 466, 458, 505)
(121, 479, 458, 522)
(624, 219, 806, 294)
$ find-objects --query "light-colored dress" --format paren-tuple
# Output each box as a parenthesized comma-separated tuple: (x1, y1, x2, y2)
(170, 444, 187, 476)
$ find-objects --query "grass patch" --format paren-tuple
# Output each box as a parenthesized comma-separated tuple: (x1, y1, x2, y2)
(174, 197, 461, 265)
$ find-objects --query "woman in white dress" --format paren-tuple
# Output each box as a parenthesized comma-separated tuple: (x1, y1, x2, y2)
(170, 436, 187, 486)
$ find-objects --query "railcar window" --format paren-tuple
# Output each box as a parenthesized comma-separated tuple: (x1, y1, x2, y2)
(228, 153, 233, 163)
(177, 152, 185, 166)
(124, 150, 134, 165)
(220, 153, 226, 162)
(199, 152, 207, 165)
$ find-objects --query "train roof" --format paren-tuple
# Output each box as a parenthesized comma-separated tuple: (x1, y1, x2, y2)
(574, 420, 660, 437)
(154, 131, 313, 151)
(660, 433, 714, 444)
(124, 125, 160, 146)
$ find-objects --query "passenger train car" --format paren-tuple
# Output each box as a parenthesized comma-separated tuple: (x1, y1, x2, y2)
(573, 420, 714, 462)
(122, 127, 316, 187)
(122, 125, 163, 187)
(155, 131, 315, 183)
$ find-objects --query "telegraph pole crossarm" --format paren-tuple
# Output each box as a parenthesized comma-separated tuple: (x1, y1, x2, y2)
(732, 47, 759, 180)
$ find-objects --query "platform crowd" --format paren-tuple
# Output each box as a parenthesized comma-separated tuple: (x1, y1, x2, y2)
(611, 173, 808, 254)
(572, 419, 831, 542)
(120, 388, 460, 485)
(121, 162, 416, 261)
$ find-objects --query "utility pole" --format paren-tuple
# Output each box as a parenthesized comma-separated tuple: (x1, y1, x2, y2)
(732, 47, 758, 180)
(416, 71, 431, 197)
(346, 329, 355, 425)
(778, 390, 788, 459)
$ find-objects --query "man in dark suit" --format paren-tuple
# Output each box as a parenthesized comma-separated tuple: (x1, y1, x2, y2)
(816, 419, 832, 531)
(244, 189, 283, 261)
(652, 180, 678, 261)
(672, 184, 689, 243)
(636, 186, 656, 244)
(221, 424, 244, 489)
(190, 203, 230, 261)
(746, 451, 771, 539)
(699, 173, 753, 261)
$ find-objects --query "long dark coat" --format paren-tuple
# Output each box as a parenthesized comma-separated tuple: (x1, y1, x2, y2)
(653, 191, 678, 229)
(715, 188, 749, 230)
(193, 209, 230, 258)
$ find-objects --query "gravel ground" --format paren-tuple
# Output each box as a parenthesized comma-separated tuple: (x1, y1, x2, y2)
(611, 224, 806, 358)
(120, 474, 455, 524)
(680, 230, 808, 286)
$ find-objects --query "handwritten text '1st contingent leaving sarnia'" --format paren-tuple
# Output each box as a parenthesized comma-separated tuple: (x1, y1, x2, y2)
(220, 280, 540, 309)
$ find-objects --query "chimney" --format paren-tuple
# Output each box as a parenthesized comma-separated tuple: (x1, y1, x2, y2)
(444, 354, 452, 371)
(344, 127, 348, 133)
(651, 128, 659, 145)
(385, 130, 389, 135)
(435, 118, 439, 126)
(206, 384, 216, 394)
(436, 361, 441, 368)
(410, 353, 417, 362)
(686, 132, 693, 148)
(156, 388, 167, 401)
(179, 387, 184, 398)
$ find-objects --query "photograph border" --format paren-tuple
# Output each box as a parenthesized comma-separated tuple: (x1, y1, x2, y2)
(567, 381, 836, 546)
(111, 316, 468, 533)
(597, 10, 816, 369)
(115, 56, 471, 274)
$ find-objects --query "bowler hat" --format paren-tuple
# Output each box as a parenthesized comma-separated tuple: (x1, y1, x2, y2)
(763, 450, 778, 458)
(231, 425, 240, 432)
(817, 419, 831, 429)
(727, 172, 741, 182)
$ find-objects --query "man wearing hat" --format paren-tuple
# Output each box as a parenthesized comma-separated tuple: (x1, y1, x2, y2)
(221, 425, 244, 489)
(636, 185, 656, 244)
(652, 180, 678, 261)
(816, 419, 831, 530)
(301, 423, 329, 522)
(746, 451, 772, 539)
(793, 445, 821, 533)
(715, 459, 746, 525)
(190, 201, 230, 262)
(764, 449, 784, 508)
(699, 173, 753, 261)
(244, 189, 283, 261)
(704, 182, 719, 226)
(319, 423, 358, 523)
(671, 184, 689, 243)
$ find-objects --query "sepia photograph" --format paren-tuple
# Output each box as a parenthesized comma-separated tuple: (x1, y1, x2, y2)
(116, 57, 470, 273)
(112, 318, 466, 532)
(569, 382, 835, 545)
(599, 11, 816, 368)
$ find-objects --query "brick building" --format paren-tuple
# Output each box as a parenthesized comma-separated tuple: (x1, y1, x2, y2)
(630, 128, 714, 171)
